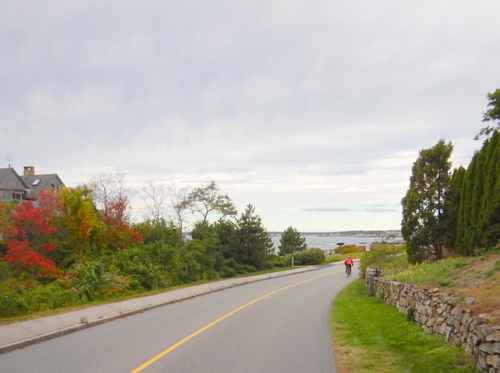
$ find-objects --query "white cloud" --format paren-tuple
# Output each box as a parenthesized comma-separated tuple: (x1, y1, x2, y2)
(1, 0, 499, 231)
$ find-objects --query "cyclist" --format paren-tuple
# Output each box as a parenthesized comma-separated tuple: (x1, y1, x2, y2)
(344, 256, 354, 276)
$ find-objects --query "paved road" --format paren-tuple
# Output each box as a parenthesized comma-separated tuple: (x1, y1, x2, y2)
(0, 262, 356, 373)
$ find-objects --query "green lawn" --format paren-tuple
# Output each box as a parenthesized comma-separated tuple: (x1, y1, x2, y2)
(330, 279, 476, 373)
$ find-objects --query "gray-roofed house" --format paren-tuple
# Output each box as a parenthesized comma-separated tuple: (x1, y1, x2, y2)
(0, 167, 29, 202)
(0, 166, 65, 202)
(20, 166, 65, 200)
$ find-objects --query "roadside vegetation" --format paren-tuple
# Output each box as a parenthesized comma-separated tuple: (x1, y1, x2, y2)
(401, 95, 499, 264)
(330, 241, 499, 373)
(329, 93, 499, 371)
(383, 257, 472, 285)
(331, 280, 476, 373)
(0, 179, 325, 320)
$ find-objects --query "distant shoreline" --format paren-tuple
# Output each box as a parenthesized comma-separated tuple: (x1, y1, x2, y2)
(267, 230, 401, 236)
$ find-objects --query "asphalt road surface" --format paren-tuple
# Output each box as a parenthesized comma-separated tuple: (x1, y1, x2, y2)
(0, 262, 356, 373)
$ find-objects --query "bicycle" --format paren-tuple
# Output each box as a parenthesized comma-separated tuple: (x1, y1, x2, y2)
(345, 264, 352, 277)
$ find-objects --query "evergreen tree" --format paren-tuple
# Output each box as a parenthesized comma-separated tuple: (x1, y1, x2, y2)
(480, 131, 500, 248)
(401, 140, 453, 263)
(212, 218, 239, 261)
(442, 167, 466, 251)
(235, 204, 273, 268)
(278, 227, 307, 256)
(456, 131, 499, 254)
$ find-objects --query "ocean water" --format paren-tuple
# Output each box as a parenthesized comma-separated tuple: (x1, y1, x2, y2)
(270, 234, 384, 251)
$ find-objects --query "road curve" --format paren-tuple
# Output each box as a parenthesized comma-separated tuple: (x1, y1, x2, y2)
(0, 262, 357, 373)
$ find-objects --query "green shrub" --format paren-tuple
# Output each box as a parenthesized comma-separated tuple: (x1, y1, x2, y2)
(220, 266, 237, 278)
(112, 243, 176, 290)
(359, 244, 405, 276)
(265, 254, 288, 268)
(0, 278, 79, 318)
(217, 260, 257, 276)
(217, 258, 238, 278)
(22, 282, 80, 312)
(0, 259, 14, 282)
(0, 282, 27, 317)
(288, 248, 325, 265)
(67, 261, 131, 301)
(236, 264, 257, 273)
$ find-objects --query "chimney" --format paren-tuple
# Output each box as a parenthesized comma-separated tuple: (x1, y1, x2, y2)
(24, 166, 35, 176)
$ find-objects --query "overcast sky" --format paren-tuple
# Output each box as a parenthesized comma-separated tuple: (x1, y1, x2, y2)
(1, 1, 499, 232)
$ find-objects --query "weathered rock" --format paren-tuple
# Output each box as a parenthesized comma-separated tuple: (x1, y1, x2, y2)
(486, 354, 499, 369)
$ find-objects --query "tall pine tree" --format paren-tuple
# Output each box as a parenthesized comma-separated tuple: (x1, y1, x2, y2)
(236, 204, 273, 268)
(456, 131, 499, 254)
(278, 227, 307, 256)
(442, 166, 466, 251)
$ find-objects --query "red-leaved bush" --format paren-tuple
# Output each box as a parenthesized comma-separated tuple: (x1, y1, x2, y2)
(1, 191, 60, 277)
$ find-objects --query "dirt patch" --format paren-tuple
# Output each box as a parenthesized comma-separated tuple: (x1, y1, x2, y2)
(422, 254, 500, 324)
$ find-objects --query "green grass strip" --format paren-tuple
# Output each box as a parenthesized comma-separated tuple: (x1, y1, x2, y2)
(331, 279, 475, 373)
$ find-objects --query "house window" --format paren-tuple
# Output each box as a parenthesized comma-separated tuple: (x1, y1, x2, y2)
(51, 184, 61, 193)
(12, 193, 22, 200)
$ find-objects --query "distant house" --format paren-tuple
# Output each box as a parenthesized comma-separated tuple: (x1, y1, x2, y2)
(0, 167, 29, 202)
(0, 166, 65, 203)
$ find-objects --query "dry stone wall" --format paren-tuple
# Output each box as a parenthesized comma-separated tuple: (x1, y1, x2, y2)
(365, 268, 500, 373)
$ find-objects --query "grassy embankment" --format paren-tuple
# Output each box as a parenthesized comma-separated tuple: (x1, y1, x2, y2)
(331, 279, 475, 373)
(330, 245, 499, 372)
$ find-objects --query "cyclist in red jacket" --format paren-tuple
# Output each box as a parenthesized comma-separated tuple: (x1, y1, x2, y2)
(344, 256, 354, 276)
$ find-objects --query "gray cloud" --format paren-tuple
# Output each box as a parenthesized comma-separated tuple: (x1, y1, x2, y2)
(2, 0, 499, 231)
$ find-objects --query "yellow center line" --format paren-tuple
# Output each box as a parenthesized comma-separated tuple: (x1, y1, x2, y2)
(130, 269, 341, 373)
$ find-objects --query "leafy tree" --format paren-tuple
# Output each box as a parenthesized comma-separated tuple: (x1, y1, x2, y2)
(81, 172, 142, 254)
(133, 218, 181, 245)
(188, 181, 237, 223)
(401, 140, 453, 263)
(235, 204, 273, 268)
(86, 169, 132, 226)
(60, 188, 100, 240)
(168, 183, 193, 235)
(56, 187, 102, 265)
(278, 227, 307, 256)
(475, 88, 500, 140)
(191, 220, 214, 242)
(1, 191, 60, 277)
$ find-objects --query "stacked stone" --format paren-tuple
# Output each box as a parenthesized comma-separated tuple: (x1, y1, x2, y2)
(365, 269, 500, 372)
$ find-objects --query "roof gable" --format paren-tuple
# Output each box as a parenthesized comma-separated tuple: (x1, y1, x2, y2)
(21, 173, 65, 196)
(0, 168, 29, 191)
